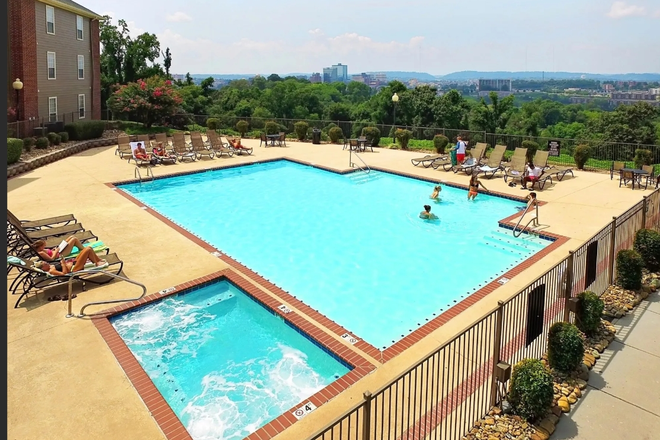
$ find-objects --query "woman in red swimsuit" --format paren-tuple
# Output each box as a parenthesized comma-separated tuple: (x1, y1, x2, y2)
(32, 235, 87, 261)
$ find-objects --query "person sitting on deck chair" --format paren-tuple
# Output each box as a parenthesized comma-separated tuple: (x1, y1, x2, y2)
(32, 236, 86, 262)
(134, 142, 151, 161)
(521, 162, 544, 190)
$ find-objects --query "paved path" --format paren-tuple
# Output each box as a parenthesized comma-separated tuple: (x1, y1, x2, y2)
(554, 291, 660, 440)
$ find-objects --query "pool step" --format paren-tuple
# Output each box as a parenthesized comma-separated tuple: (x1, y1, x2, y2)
(346, 170, 384, 185)
(480, 229, 546, 257)
(488, 229, 547, 251)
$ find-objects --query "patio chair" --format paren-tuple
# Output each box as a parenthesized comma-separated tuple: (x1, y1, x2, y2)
(620, 169, 636, 188)
(454, 143, 487, 174)
(259, 133, 268, 147)
(639, 165, 656, 190)
(116, 135, 132, 159)
(8, 253, 124, 308)
(172, 132, 196, 162)
(478, 145, 507, 178)
(7, 209, 76, 231)
(225, 136, 253, 155)
(532, 150, 550, 171)
(190, 132, 215, 160)
(358, 136, 372, 152)
(206, 131, 234, 158)
(610, 161, 625, 180)
(278, 132, 287, 147)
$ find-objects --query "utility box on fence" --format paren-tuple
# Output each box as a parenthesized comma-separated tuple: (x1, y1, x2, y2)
(312, 129, 321, 145)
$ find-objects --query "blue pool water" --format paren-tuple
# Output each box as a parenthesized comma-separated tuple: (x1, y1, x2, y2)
(120, 160, 551, 348)
(111, 281, 349, 440)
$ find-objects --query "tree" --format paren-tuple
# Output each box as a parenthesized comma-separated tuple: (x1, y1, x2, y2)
(324, 103, 352, 121)
(592, 102, 659, 144)
(267, 73, 282, 82)
(434, 90, 470, 130)
(471, 92, 515, 136)
(107, 76, 183, 127)
(162, 47, 172, 77)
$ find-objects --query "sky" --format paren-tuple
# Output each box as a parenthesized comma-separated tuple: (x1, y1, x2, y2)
(82, 0, 660, 75)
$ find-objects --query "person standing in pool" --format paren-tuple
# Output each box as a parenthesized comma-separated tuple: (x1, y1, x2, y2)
(430, 184, 442, 201)
(419, 205, 438, 219)
(467, 172, 489, 200)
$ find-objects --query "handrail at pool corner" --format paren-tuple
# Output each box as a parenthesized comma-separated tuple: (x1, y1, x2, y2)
(349, 149, 370, 174)
(134, 165, 154, 184)
(64, 270, 148, 318)
(512, 200, 536, 238)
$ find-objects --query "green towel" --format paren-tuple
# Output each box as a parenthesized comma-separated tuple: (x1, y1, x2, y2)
(68, 241, 106, 258)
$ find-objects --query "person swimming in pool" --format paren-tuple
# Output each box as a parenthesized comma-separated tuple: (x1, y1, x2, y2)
(419, 204, 438, 220)
(430, 184, 442, 201)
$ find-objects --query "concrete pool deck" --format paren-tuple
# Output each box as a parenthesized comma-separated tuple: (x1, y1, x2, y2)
(7, 138, 654, 440)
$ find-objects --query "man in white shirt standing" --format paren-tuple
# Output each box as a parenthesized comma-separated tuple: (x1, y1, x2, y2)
(450, 135, 467, 166)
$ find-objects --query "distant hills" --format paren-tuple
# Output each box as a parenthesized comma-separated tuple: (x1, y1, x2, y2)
(187, 71, 660, 82)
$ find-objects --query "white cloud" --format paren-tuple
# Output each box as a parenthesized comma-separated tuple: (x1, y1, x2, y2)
(607, 2, 646, 19)
(166, 12, 192, 23)
(654, 9, 660, 18)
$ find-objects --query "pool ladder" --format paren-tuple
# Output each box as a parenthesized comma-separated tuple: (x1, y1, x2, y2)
(134, 166, 154, 183)
(349, 150, 370, 174)
(512, 202, 539, 238)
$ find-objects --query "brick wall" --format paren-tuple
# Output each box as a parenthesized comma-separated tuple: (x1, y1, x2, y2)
(8, 0, 39, 120)
(91, 19, 101, 119)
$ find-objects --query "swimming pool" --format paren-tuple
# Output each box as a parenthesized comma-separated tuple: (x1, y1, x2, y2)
(111, 280, 350, 440)
(119, 160, 551, 348)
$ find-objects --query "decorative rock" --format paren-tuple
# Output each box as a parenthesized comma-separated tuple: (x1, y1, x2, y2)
(551, 405, 563, 417)
(558, 397, 571, 412)
(576, 379, 587, 390)
(534, 427, 551, 440)
(538, 418, 556, 435)
(484, 418, 495, 425)
(574, 387, 582, 398)
(568, 393, 578, 404)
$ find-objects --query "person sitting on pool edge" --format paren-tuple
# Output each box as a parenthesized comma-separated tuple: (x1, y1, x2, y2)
(419, 204, 439, 220)
(430, 184, 442, 201)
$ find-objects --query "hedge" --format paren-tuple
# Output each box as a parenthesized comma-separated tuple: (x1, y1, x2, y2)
(64, 121, 106, 141)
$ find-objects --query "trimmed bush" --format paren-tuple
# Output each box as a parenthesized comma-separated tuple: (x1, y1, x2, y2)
(547, 322, 584, 373)
(433, 134, 450, 153)
(64, 121, 105, 140)
(634, 228, 660, 272)
(633, 149, 653, 169)
(294, 121, 309, 141)
(236, 120, 249, 137)
(508, 359, 554, 422)
(7, 138, 23, 164)
(395, 128, 413, 149)
(22, 137, 35, 152)
(47, 132, 61, 146)
(573, 144, 591, 170)
(35, 137, 49, 149)
(264, 121, 280, 135)
(616, 249, 644, 290)
(328, 126, 344, 143)
(576, 291, 604, 336)
(206, 118, 220, 130)
(361, 126, 381, 147)
(58, 131, 69, 143)
(522, 140, 540, 163)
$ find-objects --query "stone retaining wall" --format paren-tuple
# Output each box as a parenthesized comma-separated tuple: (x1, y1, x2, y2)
(7, 138, 116, 179)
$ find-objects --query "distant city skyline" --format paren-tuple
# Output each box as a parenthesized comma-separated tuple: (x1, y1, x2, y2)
(84, 0, 660, 75)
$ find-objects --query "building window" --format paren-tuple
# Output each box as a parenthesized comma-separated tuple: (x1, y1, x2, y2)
(76, 15, 84, 40)
(48, 97, 58, 122)
(47, 52, 56, 79)
(78, 94, 86, 119)
(77, 55, 84, 79)
(46, 5, 55, 34)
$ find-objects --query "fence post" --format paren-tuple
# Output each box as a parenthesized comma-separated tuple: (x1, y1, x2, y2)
(608, 216, 617, 286)
(489, 300, 505, 407)
(642, 196, 648, 229)
(361, 391, 372, 440)
(563, 251, 575, 322)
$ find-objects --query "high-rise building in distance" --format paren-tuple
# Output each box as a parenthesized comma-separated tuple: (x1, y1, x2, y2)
(322, 63, 348, 83)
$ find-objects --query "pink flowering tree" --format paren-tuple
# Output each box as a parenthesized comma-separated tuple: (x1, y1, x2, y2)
(107, 76, 183, 127)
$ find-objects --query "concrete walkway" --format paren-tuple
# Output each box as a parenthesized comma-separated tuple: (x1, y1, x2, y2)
(554, 291, 660, 440)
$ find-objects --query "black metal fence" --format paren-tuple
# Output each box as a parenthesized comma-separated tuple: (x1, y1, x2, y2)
(7, 110, 112, 139)
(308, 188, 660, 440)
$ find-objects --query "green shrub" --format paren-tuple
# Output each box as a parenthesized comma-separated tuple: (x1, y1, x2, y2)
(395, 128, 413, 149)
(616, 249, 644, 290)
(294, 121, 309, 141)
(64, 121, 105, 140)
(236, 120, 249, 137)
(634, 229, 660, 272)
(58, 131, 69, 143)
(47, 132, 61, 146)
(264, 121, 280, 135)
(22, 137, 35, 152)
(7, 138, 23, 164)
(576, 291, 604, 336)
(35, 137, 49, 149)
(633, 149, 653, 169)
(361, 126, 381, 147)
(573, 144, 591, 170)
(328, 126, 344, 143)
(206, 118, 220, 130)
(433, 134, 450, 154)
(547, 322, 584, 373)
(508, 359, 554, 422)
(522, 140, 540, 163)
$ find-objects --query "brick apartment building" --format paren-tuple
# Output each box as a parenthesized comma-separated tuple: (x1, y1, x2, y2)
(8, 0, 102, 124)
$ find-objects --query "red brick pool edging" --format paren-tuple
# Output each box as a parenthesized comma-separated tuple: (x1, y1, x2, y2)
(92, 269, 376, 440)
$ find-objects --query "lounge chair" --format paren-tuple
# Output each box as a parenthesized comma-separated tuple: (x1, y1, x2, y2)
(454, 143, 487, 174)
(478, 145, 507, 178)
(7, 213, 85, 241)
(190, 132, 215, 160)
(116, 135, 132, 159)
(136, 134, 152, 151)
(503, 152, 529, 184)
(154, 133, 171, 151)
(533, 150, 550, 171)
(7, 209, 76, 231)
(546, 165, 575, 181)
(8, 254, 124, 308)
(411, 153, 448, 168)
(206, 131, 234, 158)
(172, 133, 196, 162)
(127, 141, 154, 166)
(225, 136, 253, 155)
(7, 223, 99, 262)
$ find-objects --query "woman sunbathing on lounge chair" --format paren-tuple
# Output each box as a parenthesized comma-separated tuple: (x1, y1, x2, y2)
(152, 142, 175, 163)
(32, 236, 86, 261)
(38, 247, 107, 276)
